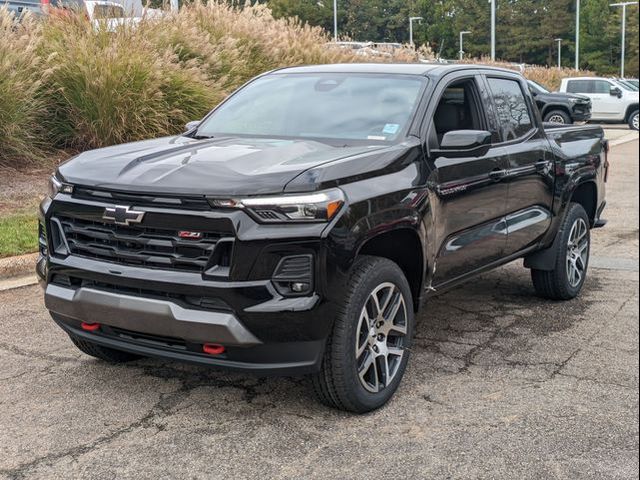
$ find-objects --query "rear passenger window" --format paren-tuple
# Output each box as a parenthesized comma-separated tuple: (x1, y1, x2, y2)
(487, 78, 533, 141)
(566, 80, 591, 94)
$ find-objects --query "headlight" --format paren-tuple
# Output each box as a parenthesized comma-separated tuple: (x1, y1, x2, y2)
(47, 175, 73, 198)
(209, 188, 345, 223)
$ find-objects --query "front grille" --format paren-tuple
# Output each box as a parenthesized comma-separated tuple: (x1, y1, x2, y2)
(56, 215, 221, 272)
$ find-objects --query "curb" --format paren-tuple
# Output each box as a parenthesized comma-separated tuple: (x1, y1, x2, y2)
(608, 132, 639, 147)
(0, 274, 38, 293)
(0, 252, 38, 280)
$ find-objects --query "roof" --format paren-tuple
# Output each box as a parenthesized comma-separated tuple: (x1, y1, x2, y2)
(275, 63, 520, 77)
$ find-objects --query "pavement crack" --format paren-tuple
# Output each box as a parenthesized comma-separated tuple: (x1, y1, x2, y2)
(0, 341, 76, 364)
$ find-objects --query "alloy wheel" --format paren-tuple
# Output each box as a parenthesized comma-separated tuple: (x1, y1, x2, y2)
(633, 113, 639, 131)
(547, 114, 566, 124)
(566, 217, 589, 288)
(355, 282, 408, 393)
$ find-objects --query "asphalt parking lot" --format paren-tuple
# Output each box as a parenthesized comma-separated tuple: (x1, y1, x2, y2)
(0, 140, 638, 480)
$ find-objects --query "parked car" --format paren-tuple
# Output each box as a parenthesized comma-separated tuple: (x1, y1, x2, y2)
(4, 0, 143, 20)
(3, 0, 81, 17)
(527, 79, 592, 124)
(39, 64, 609, 412)
(560, 76, 639, 130)
(624, 79, 639, 89)
(613, 78, 639, 91)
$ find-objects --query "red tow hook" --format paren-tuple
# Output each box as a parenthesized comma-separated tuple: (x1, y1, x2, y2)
(203, 343, 225, 355)
(81, 322, 101, 332)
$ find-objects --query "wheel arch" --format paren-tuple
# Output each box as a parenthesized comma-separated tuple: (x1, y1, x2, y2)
(356, 228, 424, 311)
(569, 180, 597, 226)
(525, 180, 597, 271)
(625, 103, 639, 121)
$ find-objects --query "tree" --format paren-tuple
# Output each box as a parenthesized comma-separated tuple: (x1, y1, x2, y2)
(265, 0, 640, 75)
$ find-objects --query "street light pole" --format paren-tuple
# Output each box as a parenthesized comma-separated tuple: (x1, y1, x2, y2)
(459, 31, 471, 61)
(333, 0, 338, 42)
(575, 0, 580, 69)
(490, 0, 496, 60)
(610, 2, 638, 78)
(409, 16, 423, 47)
(555, 38, 562, 69)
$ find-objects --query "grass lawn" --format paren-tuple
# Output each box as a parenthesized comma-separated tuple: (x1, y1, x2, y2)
(0, 213, 39, 258)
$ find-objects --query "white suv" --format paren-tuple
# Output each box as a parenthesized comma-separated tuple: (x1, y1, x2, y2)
(560, 77, 639, 130)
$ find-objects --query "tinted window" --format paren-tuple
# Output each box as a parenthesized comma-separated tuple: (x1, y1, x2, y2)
(566, 80, 592, 94)
(197, 73, 425, 143)
(487, 78, 533, 141)
(432, 79, 484, 146)
(593, 80, 612, 94)
(93, 5, 125, 18)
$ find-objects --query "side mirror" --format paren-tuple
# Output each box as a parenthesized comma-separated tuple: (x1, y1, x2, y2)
(432, 130, 492, 158)
(184, 120, 201, 132)
(610, 87, 622, 98)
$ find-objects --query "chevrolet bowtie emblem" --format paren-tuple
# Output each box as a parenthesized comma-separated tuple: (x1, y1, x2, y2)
(102, 205, 145, 226)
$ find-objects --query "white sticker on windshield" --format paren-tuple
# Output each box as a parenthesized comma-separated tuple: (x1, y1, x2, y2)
(383, 123, 400, 135)
(367, 135, 387, 141)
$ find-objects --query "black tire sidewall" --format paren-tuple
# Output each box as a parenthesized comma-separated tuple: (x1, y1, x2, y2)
(629, 110, 639, 131)
(333, 257, 415, 411)
(544, 110, 571, 124)
(555, 204, 591, 297)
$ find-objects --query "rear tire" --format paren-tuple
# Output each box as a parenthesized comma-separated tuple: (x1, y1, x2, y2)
(531, 203, 590, 300)
(628, 109, 639, 131)
(69, 334, 141, 363)
(544, 109, 571, 125)
(311, 256, 415, 413)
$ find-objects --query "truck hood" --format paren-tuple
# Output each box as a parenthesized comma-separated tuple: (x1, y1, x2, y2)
(58, 135, 390, 196)
(537, 91, 591, 103)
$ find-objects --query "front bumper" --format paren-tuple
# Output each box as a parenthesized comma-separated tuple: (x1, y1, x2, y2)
(45, 283, 261, 346)
(38, 193, 343, 375)
(571, 105, 592, 122)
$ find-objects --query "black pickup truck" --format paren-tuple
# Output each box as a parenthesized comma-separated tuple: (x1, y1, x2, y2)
(527, 79, 592, 124)
(38, 64, 608, 412)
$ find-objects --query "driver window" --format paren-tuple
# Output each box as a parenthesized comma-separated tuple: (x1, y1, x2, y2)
(430, 79, 484, 147)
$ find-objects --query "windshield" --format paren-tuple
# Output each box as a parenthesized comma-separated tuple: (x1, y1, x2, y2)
(196, 73, 426, 143)
(528, 80, 550, 94)
(614, 79, 639, 92)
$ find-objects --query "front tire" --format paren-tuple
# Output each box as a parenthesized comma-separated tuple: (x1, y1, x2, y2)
(628, 109, 639, 131)
(544, 109, 571, 125)
(531, 203, 590, 300)
(311, 256, 415, 413)
(69, 334, 141, 363)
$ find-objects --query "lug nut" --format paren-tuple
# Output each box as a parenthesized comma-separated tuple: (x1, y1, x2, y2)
(377, 334, 384, 341)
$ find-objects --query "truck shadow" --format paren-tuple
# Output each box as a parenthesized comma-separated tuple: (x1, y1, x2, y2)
(88, 264, 598, 415)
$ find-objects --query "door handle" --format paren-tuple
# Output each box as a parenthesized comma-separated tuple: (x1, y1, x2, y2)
(535, 160, 552, 172)
(489, 169, 507, 181)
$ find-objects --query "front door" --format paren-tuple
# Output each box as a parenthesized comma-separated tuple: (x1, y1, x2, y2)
(425, 73, 511, 286)
(589, 79, 623, 119)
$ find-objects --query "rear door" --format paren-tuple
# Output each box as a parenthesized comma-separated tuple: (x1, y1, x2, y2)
(483, 74, 555, 256)
(424, 71, 511, 286)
